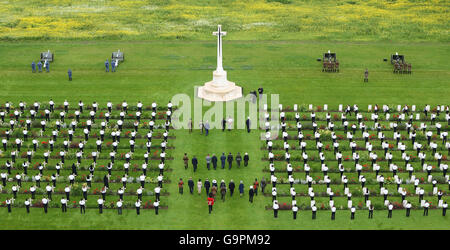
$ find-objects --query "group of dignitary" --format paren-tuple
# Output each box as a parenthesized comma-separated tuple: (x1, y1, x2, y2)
(266, 103, 449, 220)
(1, 99, 176, 215)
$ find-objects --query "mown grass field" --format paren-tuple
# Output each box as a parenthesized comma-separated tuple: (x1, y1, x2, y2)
(0, 40, 449, 230)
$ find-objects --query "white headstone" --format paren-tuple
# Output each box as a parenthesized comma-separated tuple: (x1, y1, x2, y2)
(368, 105, 372, 111)
(294, 104, 298, 112)
(397, 105, 401, 112)
(324, 104, 328, 111)
(308, 104, 313, 111)
(412, 105, 416, 112)
(441, 105, 444, 111)
(279, 104, 283, 111)
(263, 104, 267, 111)
(338, 104, 343, 112)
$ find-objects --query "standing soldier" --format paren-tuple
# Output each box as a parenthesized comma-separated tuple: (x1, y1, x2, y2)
(364, 68, 369, 82)
(31, 61, 36, 73)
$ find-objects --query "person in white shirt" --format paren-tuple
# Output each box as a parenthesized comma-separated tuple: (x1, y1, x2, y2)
(42, 197, 49, 214)
(331, 206, 336, 220)
(97, 198, 104, 214)
(388, 203, 393, 218)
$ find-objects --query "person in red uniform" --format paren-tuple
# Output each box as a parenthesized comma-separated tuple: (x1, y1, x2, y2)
(207, 193, 215, 214)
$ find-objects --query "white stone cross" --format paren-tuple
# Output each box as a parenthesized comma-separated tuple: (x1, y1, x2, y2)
(213, 25, 226, 72)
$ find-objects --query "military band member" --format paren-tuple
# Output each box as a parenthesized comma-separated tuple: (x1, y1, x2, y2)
(97, 197, 104, 214)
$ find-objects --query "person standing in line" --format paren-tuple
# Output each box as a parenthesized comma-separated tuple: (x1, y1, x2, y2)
(243, 153, 249, 167)
(197, 179, 202, 195)
(192, 156, 198, 172)
(204, 120, 210, 136)
(368, 204, 374, 219)
(135, 199, 141, 215)
(42, 197, 49, 214)
(312, 205, 317, 220)
(24, 198, 31, 214)
(261, 177, 267, 194)
(227, 153, 233, 170)
(207, 193, 215, 214)
(273, 200, 279, 218)
(117, 199, 123, 215)
(364, 68, 369, 83)
(154, 200, 160, 215)
(239, 180, 244, 197)
(248, 186, 254, 203)
(183, 153, 189, 170)
(68, 69, 72, 81)
(388, 203, 393, 218)
(253, 179, 259, 196)
(206, 154, 211, 170)
(236, 153, 242, 168)
(79, 199, 86, 214)
(97, 197, 104, 214)
(229, 180, 235, 197)
(292, 204, 298, 220)
(220, 153, 226, 169)
(188, 177, 194, 194)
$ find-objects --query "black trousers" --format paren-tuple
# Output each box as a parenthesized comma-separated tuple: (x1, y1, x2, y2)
(388, 210, 392, 218)
(155, 206, 159, 215)
(312, 211, 316, 219)
(368, 210, 373, 219)
(62, 204, 67, 212)
(351, 212, 355, 220)
(293, 211, 297, 220)
(189, 186, 193, 194)
(331, 212, 335, 220)
(274, 209, 278, 218)
(423, 208, 428, 216)
(44, 204, 48, 213)
(99, 205, 103, 214)
(80, 205, 85, 214)
(136, 207, 140, 215)
(209, 205, 213, 214)
(443, 208, 447, 216)
(406, 208, 410, 217)
(118, 207, 122, 215)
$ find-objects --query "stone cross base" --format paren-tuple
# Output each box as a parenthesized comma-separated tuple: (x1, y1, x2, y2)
(198, 70, 242, 102)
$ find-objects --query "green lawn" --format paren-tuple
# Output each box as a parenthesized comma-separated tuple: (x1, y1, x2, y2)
(0, 40, 449, 230)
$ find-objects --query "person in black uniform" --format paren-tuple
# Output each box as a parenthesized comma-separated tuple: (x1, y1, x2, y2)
(212, 154, 218, 170)
(204, 178, 211, 196)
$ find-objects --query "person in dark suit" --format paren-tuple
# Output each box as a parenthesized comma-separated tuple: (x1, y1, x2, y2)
(229, 180, 235, 197)
(212, 154, 218, 170)
(222, 118, 226, 132)
(220, 153, 226, 169)
(68, 69, 72, 81)
(227, 153, 233, 170)
(204, 178, 211, 196)
(192, 156, 198, 172)
(246, 117, 251, 133)
(188, 177, 194, 194)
